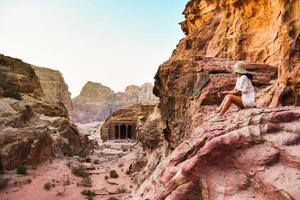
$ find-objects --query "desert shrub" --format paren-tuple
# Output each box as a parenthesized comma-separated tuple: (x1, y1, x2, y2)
(71, 165, 88, 177)
(63, 175, 70, 186)
(109, 170, 118, 178)
(116, 185, 127, 193)
(3, 90, 22, 100)
(93, 159, 100, 165)
(0, 176, 9, 189)
(44, 182, 52, 191)
(104, 175, 109, 180)
(80, 176, 92, 187)
(26, 178, 32, 184)
(16, 164, 27, 175)
(81, 189, 95, 197)
(66, 161, 72, 168)
(85, 157, 91, 163)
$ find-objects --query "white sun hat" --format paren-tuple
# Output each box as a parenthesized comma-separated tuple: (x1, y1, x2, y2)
(231, 61, 256, 74)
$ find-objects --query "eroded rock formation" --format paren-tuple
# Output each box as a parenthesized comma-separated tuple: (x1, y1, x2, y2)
(130, 105, 166, 186)
(179, 0, 300, 106)
(33, 66, 73, 111)
(133, 0, 300, 199)
(134, 107, 300, 200)
(0, 54, 91, 171)
(71, 82, 158, 123)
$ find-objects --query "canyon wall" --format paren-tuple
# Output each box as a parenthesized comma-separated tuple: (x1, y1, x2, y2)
(33, 66, 73, 111)
(134, 0, 300, 199)
(179, 0, 300, 106)
(71, 82, 158, 123)
(0, 54, 91, 171)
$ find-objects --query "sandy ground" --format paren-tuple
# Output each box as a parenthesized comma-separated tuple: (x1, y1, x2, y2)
(0, 142, 138, 200)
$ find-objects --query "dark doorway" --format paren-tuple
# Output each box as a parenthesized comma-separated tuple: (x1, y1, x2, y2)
(120, 124, 126, 139)
(127, 125, 132, 139)
(115, 125, 119, 139)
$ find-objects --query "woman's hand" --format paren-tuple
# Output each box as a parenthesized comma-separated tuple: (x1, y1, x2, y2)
(218, 91, 227, 98)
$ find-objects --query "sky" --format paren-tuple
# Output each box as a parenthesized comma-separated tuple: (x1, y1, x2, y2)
(0, 0, 187, 97)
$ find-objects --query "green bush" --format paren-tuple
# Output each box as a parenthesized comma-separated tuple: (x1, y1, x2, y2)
(16, 165, 27, 175)
(71, 165, 88, 177)
(3, 90, 22, 100)
(109, 170, 119, 179)
(81, 189, 96, 198)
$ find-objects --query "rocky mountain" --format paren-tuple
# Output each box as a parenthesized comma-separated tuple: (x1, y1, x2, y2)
(33, 66, 73, 111)
(71, 82, 158, 123)
(0, 54, 92, 171)
(132, 0, 300, 199)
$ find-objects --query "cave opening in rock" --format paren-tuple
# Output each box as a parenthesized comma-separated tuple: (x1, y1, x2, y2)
(120, 124, 126, 139)
(127, 125, 133, 139)
(115, 125, 120, 139)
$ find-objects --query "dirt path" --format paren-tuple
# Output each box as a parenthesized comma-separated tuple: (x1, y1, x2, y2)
(0, 141, 138, 200)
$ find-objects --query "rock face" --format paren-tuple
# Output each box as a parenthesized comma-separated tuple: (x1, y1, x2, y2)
(154, 58, 277, 150)
(71, 82, 158, 123)
(133, 1, 300, 199)
(0, 54, 91, 171)
(129, 105, 166, 186)
(71, 82, 115, 124)
(134, 107, 300, 200)
(0, 54, 43, 99)
(33, 66, 73, 111)
(179, 0, 300, 106)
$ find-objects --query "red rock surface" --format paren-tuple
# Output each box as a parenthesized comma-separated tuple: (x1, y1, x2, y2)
(133, 1, 300, 199)
(134, 107, 300, 200)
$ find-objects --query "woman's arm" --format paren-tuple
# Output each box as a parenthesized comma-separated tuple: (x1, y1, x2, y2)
(220, 90, 241, 96)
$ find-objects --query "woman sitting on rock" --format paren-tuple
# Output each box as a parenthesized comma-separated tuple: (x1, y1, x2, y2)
(215, 61, 256, 118)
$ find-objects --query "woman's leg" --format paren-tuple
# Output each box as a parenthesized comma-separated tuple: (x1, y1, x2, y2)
(219, 94, 244, 116)
(217, 98, 226, 113)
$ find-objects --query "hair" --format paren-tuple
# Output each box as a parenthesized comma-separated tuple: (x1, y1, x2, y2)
(242, 73, 253, 80)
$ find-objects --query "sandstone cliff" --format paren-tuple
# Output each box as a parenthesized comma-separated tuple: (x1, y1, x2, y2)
(179, 0, 300, 106)
(71, 82, 158, 123)
(133, 0, 300, 199)
(33, 66, 73, 111)
(0, 54, 91, 171)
